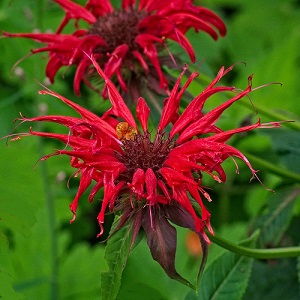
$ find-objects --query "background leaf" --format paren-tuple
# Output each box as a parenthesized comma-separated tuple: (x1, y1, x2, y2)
(244, 258, 299, 300)
(249, 187, 300, 247)
(262, 130, 300, 175)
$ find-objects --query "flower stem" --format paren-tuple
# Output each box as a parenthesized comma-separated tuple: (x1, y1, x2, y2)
(244, 152, 300, 183)
(38, 139, 59, 300)
(34, 2, 59, 299)
(208, 231, 300, 259)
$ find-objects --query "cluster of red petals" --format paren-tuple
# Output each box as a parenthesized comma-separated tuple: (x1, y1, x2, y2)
(16, 56, 280, 243)
(3, 0, 226, 96)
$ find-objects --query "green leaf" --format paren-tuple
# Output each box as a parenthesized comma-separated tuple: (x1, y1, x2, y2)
(250, 187, 300, 247)
(117, 282, 167, 300)
(0, 271, 22, 300)
(101, 216, 134, 300)
(60, 243, 107, 299)
(185, 232, 258, 300)
(245, 258, 299, 300)
(0, 231, 22, 300)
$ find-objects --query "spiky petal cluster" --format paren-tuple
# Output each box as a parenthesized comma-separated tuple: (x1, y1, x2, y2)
(3, 0, 226, 98)
(15, 57, 280, 283)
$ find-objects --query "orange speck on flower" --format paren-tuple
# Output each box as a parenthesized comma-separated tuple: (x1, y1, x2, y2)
(10, 136, 22, 142)
(186, 231, 203, 257)
(116, 122, 137, 141)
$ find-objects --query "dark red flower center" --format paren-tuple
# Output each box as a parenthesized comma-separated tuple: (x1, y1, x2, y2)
(88, 8, 147, 54)
(115, 131, 174, 181)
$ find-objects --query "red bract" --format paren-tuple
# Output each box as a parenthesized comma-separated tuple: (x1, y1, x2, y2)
(13, 58, 280, 284)
(3, 0, 226, 99)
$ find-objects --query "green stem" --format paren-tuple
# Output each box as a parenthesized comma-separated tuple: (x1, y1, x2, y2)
(37, 138, 59, 300)
(36, 0, 46, 30)
(34, 2, 58, 299)
(244, 152, 300, 183)
(208, 232, 300, 259)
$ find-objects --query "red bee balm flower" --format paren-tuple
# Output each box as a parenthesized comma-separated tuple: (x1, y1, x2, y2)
(13, 57, 280, 284)
(3, 0, 226, 99)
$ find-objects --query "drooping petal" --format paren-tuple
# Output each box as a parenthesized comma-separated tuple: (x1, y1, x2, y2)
(104, 44, 129, 79)
(186, 185, 211, 224)
(85, 0, 113, 17)
(160, 166, 198, 186)
(54, 0, 97, 33)
(88, 179, 104, 203)
(135, 33, 168, 90)
(171, 185, 204, 234)
(132, 50, 149, 72)
(164, 28, 196, 62)
(97, 173, 125, 236)
(69, 167, 94, 222)
(168, 12, 220, 39)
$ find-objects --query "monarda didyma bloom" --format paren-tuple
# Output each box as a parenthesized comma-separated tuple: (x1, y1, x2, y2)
(3, 0, 226, 100)
(10, 56, 280, 285)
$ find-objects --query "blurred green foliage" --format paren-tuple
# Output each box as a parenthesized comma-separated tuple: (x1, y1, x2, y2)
(0, 0, 300, 299)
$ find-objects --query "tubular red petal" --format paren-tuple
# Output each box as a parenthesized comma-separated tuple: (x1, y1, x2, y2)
(88, 180, 104, 203)
(160, 167, 198, 186)
(85, 0, 113, 17)
(88, 54, 137, 129)
(128, 168, 145, 199)
(122, 0, 136, 10)
(97, 173, 124, 229)
(205, 120, 262, 143)
(158, 65, 188, 132)
(170, 85, 234, 138)
(135, 34, 168, 90)
(187, 185, 211, 222)
(177, 84, 252, 144)
(132, 50, 149, 72)
(73, 57, 91, 96)
(37, 89, 121, 144)
(145, 168, 158, 204)
(169, 13, 219, 39)
(165, 29, 196, 62)
(104, 44, 129, 78)
(69, 167, 93, 222)
(3, 31, 78, 43)
(54, 0, 96, 31)
(136, 97, 150, 132)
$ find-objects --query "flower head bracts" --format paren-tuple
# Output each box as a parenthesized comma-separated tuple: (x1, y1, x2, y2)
(3, 0, 226, 97)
